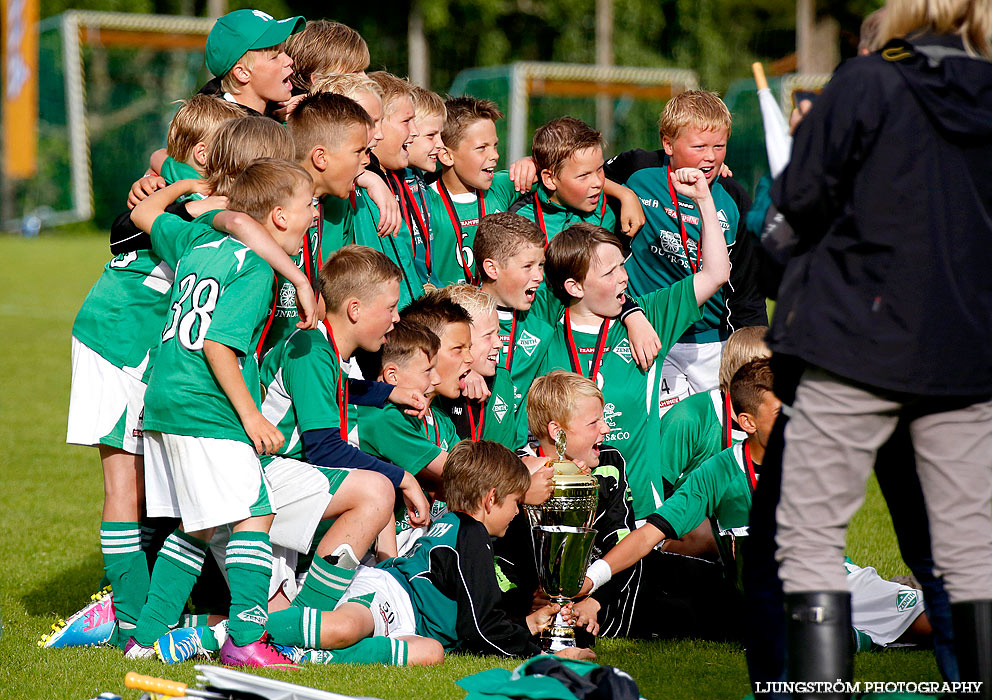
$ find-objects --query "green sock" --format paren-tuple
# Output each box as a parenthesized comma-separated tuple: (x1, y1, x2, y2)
(266, 606, 320, 647)
(331, 637, 409, 666)
(133, 530, 208, 646)
(853, 626, 874, 652)
(179, 613, 210, 628)
(224, 531, 272, 647)
(101, 521, 150, 635)
(292, 555, 355, 610)
(266, 609, 409, 666)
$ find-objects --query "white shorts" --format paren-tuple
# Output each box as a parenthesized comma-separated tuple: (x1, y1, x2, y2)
(658, 340, 724, 417)
(264, 457, 343, 554)
(66, 337, 146, 454)
(847, 560, 926, 646)
(143, 430, 273, 532)
(334, 565, 417, 639)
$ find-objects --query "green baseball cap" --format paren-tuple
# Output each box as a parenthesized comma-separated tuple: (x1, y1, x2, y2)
(206, 9, 305, 77)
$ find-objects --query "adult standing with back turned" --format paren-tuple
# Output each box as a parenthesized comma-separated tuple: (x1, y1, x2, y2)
(767, 1, 992, 697)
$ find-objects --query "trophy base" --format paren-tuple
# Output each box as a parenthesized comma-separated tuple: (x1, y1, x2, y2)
(538, 623, 576, 653)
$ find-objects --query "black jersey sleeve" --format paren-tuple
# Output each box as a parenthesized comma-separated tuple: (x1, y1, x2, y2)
(720, 177, 769, 331)
(110, 200, 192, 255)
(603, 149, 666, 185)
(449, 513, 541, 657)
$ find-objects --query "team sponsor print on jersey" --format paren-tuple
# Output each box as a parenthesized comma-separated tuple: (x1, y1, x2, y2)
(612, 339, 632, 364)
(603, 402, 630, 441)
(492, 394, 508, 423)
(516, 330, 541, 356)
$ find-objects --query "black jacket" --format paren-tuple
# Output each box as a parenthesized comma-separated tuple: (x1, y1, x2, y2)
(768, 35, 992, 396)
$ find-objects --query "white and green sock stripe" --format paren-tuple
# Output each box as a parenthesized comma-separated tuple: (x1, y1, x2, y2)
(302, 607, 321, 648)
(293, 555, 355, 610)
(100, 523, 142, 555)
(225, 533, 273, 572)
(391, 637, 409, 665)
(161, 531, 208, 574)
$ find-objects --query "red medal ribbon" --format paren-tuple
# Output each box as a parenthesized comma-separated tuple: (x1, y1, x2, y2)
(388, 173, 419, 266)
(326, 326, 350, 441)
(467, 399, 486, 441)
(422, 409, 442, 447)
(437, 179, 482, 281)
(534, 197, 548, 246)
(563, 308, 611, 380)
(667, 169, 699, 273)
(722, 390, 734, 449)
(503, 311, 518, 371)
(743, 441, 757, 493)
(398, 177, 432, 273)
(255, 276, 280, 359)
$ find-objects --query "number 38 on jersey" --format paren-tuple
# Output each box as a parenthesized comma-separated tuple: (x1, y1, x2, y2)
(162, 272, 220, 351)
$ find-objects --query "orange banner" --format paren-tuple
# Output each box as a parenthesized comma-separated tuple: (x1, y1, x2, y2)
(2, 0, 39, 178)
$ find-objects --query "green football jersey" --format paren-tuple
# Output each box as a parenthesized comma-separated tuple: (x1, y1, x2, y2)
(649, 440, 755, 543)
(624, 163, 739, 343)
(426, 171, 519, 286)
(661, 389, 744, 489)
(357, 404, 458, 475)
(142, 232, 275, 442)
(508, 187, 616, 244)
(497, 307, 553, 418)
(259, 327, 354, 464)
(264, 196, 358, 354)
(538, 276, 702, 519)
(478, 367, 528, 450)
(352, 185, 420, 309)
(72, 210, 222, 382)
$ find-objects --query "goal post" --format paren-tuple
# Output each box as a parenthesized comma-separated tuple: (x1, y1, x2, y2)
(450, 62, 699, 165)
(5, 10, 214, 231)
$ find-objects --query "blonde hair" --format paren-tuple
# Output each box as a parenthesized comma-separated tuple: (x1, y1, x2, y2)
(719, 326, 771, 393)
(659, 90, 733, 142)
(205, 117, 295, 196)
(473, 212, 545, 284)
(285, 20, 370, 91)
(411, 85, 447, 123)
(880, 0, 992, 58)
(532, 117, 604, 177)
(319, 244, 403, 314)
(368, 71, 414, 117)
(288, 92, 373, 162)
(526, 370, 604, 441)
(166, 95, 243, 166)
(443, 440, 531, 512)
(227, 158, 312, 223)
(310, 72, 385, 106)
(431, 284, 496, 324)
(220, 43, 287, 95)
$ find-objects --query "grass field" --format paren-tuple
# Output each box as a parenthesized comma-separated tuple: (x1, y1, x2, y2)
(0, 228, 942, 699)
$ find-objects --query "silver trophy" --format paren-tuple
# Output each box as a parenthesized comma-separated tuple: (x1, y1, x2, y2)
(533, 524, 598, 651)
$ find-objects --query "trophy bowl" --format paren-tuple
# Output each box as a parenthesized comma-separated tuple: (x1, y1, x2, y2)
(532, 525, 598, 652)
(523, 458, 599, 529)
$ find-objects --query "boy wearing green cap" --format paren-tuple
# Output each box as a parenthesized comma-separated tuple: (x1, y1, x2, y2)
(200, 9, 306, 117)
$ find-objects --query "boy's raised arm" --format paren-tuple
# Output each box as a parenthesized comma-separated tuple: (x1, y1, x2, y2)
(670, 168, 730, 306)
(130, 178, 208, 234)
(211, 210, 318, 331)
(603, 178, 645, 237)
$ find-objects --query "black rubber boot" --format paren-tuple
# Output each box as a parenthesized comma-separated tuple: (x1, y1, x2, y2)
(785, 592, 853, 700)
(951, 600, 992, 700)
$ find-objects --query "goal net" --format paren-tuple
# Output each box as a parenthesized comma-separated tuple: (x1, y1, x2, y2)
(6, 11, 214, 230)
